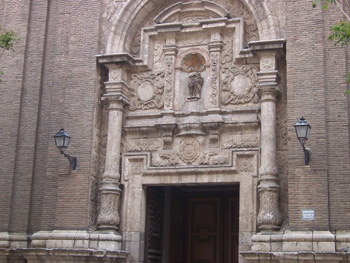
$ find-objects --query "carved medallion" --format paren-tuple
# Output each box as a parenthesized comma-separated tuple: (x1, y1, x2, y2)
(221, 65, 258, 105)
(130, 71, 165, 111)
(179, 136, 200, 164)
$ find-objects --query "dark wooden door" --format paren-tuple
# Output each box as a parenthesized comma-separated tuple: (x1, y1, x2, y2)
(144, 187, 165, 263)
(187, 197, 222, 263)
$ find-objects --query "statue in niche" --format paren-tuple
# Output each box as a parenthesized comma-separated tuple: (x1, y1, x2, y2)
(188, 71, 203, 99)
(180, 52, 206, 100)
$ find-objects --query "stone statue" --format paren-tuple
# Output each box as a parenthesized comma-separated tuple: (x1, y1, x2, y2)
(188, 71, 203, 99)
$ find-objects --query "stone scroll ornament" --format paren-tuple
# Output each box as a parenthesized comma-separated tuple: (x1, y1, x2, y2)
(129, 71, 165, 111)
(221, 65, 258, 105)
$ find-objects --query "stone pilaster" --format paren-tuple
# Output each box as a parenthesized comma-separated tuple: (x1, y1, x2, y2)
(255, 50, 282, 231)
(97, 66, 129, 231)
(208, 30, 223, 108)
(163, 33, 177, 111)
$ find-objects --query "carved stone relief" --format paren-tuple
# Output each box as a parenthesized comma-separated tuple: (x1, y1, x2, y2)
(179, 136, 200, 164)
(129, 71, 165, 111)
(127, 139, 163, 152)
(177, 34, 208, 47)
(209, 52, 219, 105)
(131, 32, 142, 56)
(181, 53, 206, 73)
(221, 64, 258, 105)
(103, 0, 127, 21)
(221, 134, 258, 149)
(221, 34, 234, 65)
(221, 0, 259, 43)
(154, 44, 165, 70)
(153, 150, 179, 167)
(130, 162, 142, 175)
(238, 157, 254, 173)
(164, 56, 174, 108)
(199, 151, 217, 165)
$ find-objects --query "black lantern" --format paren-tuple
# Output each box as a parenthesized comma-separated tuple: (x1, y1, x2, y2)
(54, 128, 77, 170)
(294, 117, 311, 165)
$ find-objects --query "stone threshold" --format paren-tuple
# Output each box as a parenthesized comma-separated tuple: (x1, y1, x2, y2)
(241, 251, 347, 263)
(0, 248, 128, 263)
(0, 230, 125, 251)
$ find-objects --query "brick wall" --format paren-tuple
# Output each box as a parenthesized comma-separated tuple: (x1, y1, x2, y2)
(0, 0, 101, 232)
(287, 0, 350, 230)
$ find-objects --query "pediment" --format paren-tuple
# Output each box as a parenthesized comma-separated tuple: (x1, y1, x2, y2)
(154, 0, 230, 24)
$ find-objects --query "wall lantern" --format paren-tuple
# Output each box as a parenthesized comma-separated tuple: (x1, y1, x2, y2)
(54, 128, 77, 170)
(294, 117, 311, 165)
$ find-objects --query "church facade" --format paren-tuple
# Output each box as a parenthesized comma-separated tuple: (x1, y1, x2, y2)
(1, 0, 350, 262)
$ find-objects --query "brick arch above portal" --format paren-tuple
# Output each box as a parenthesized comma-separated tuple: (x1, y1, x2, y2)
(106, 0, 281, 55)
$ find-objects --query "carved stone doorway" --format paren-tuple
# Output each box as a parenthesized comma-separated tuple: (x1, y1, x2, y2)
(145, 185, 239, 263)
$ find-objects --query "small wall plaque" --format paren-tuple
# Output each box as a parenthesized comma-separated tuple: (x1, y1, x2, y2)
(302, 210, 315, 220)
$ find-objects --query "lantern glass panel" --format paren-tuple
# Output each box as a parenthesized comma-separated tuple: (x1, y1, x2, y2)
(55, 136, 64, 148)
(296, 125, 308, 140)
(63, 136, 70, 148)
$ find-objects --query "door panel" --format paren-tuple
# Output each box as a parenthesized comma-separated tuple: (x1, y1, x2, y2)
(188, 198, 221, 263)
(145, 187, 165, 263)
(146, 187, 239, 263)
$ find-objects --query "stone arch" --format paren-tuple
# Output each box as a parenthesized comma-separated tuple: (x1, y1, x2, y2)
(106, 0, 281, 54)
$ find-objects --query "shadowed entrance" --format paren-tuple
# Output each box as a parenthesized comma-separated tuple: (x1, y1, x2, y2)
(145, 185, 239, 263)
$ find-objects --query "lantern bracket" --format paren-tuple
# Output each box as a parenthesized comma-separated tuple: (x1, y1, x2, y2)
(61, 150, 77, 171)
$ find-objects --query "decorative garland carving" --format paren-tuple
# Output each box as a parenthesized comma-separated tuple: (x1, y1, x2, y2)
(199, 152, 217, 165)
(129, 71, 165, 111)
(221, 135, 258, 149)
(210, 52, 219, 105)
(221, 64, 258, 105)
(179, 136, 200, 164)
(127, 139, 162, 152)
(153, 151, 179, 167)
(164, 56, 174, 108)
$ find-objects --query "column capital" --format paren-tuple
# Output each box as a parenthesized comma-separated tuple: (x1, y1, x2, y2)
(103, 81, 130, 108)
(208, 41, 223, 52)
(163, 45, 178, 56)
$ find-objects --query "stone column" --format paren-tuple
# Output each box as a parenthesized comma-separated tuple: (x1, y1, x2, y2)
(97, 65, 129, 231)
(256, 50, 282, 231)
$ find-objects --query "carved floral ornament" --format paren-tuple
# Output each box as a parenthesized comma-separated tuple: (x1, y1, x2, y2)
(129, 71, 165, 111)
(221, 64, 259, 105)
